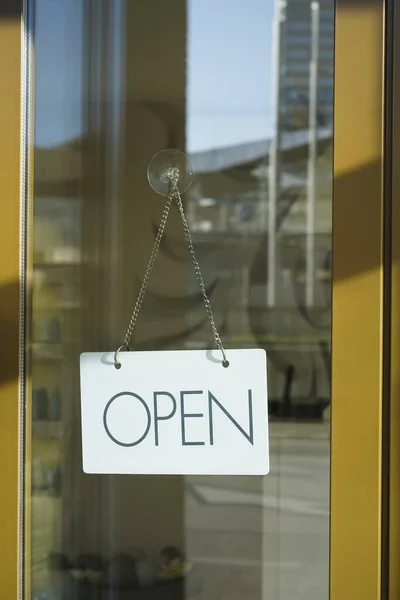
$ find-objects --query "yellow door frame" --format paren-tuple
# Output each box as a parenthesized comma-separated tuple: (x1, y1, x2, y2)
(331, 0, 391, 598)
(0, 0, 394, 598)
(390, 0, 400, 597)
(0, 0, 23, 598)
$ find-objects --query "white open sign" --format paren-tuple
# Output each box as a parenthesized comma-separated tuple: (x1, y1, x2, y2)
(80, 349, 269, 475)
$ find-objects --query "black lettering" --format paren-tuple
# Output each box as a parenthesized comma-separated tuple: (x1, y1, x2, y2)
(154, 391, 177, 446)
(103, 391, 151, 447)
(208, 390, 254, 445)
(180, 390, 205, 446)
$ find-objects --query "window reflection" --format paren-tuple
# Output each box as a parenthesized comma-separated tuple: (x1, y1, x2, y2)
(30, 1, 332, 599)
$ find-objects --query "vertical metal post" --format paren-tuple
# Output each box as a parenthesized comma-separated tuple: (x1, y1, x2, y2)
(105, 0, 126, 561)
(306, 1, 319, 307)
(259, 160, 268, 232)
(107, 0, 126, 339)
(187, 190, 196, 229)
(268, 0, 286, 307)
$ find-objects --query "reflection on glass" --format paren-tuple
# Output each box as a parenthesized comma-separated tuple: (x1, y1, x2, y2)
(29, 0, 333, 599)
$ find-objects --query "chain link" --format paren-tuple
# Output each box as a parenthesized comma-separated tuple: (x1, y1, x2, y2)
(117, 172, 227, 366)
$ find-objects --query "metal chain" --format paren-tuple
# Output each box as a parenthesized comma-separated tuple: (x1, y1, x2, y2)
(116, 170, 227, 366)
(172, 183, 227, 363)
(122, 193, 174, 349)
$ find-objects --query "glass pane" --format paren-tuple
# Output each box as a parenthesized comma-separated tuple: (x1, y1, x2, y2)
(28, 0, 333, 599)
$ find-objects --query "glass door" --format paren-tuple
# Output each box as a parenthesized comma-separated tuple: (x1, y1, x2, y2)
(0, 0, 391, 599)
(28, 1, 333, 598)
